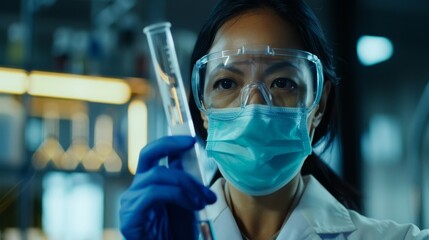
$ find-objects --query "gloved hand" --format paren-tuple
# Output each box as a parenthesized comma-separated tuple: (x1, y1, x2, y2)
(120, 136, 217, 240)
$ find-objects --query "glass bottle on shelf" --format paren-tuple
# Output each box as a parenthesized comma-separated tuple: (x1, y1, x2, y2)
(60, 111, 90, 170)
(32, 103, 64, 169)
(82, 114, 122, 172)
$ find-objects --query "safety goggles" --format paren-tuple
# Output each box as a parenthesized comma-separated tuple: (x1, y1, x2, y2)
(192, 45, 324, 113)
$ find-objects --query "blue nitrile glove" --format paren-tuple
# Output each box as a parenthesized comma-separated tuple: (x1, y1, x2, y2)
(119, 136, 217, 240)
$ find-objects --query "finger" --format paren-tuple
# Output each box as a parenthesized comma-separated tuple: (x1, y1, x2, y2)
(130, 166, 216, 204)
(120, 185, 209, 234)
(120, 185, 198, 240)
(169, 156, 183, 170)
(120, 202, 163, 239)
(137, 136, 196, 173)
(124, 184, 205, 213)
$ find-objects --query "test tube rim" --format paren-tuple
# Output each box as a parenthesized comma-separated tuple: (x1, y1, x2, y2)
(143, 22, 172, 35)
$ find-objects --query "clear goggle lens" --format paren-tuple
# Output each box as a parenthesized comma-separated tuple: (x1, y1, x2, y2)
(192, 46, 324, 112)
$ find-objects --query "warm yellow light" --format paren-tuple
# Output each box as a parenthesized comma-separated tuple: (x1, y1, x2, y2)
(128, 99, 148, 175)
(0, 67, 28, 94)
(28, 71, 131, 104)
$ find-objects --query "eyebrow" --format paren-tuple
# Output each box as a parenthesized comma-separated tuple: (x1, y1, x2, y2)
(207, 60, 302, 80)
(264, 61, 302, 76)
(207, 64, 243, 80)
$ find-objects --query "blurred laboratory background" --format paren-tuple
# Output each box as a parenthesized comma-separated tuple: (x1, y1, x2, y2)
(0, 0, 428, 239)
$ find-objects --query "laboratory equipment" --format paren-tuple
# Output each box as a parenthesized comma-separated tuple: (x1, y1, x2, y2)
(32, 103, 64, 169)
(60, 112, 90, 170)
(144, 22, 216, 240)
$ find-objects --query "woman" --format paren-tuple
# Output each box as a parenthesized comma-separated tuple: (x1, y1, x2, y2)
(120, 0, 429, 239)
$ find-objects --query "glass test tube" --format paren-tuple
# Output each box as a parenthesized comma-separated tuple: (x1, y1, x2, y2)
(144, 22, 216, 240)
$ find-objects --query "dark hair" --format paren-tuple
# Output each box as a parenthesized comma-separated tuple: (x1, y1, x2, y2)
(188, 0, 360, 211)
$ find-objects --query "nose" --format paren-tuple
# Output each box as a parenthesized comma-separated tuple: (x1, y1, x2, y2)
(240, 82, 272, 107)
(247, 89, 267, 105)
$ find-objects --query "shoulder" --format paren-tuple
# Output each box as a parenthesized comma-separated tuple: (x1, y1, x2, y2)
(347, 210, 429, 240)
(296, 175, 429, 240)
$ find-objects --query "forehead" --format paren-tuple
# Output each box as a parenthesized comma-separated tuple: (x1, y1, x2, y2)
(210, 9, 304, 53)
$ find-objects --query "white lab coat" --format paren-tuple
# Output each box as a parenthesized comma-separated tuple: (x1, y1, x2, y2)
(207, 175, 429, 240)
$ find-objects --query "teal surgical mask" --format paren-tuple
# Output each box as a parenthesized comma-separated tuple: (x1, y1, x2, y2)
(206, 105, 312, 196)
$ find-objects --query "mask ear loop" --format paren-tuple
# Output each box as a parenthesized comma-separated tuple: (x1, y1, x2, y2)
(240, 82, 273, 108)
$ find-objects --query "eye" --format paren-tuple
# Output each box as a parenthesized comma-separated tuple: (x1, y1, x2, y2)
(270, 78, 297, 90)
(213, 78, 236, 90)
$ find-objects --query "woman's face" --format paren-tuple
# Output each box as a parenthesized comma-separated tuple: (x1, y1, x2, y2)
(201, 9, 330, 137)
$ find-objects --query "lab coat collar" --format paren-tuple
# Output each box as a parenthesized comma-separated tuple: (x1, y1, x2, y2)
(284, 175, 357, 235)
(208, 178, 243, 239)
(208, 175, 358, 239)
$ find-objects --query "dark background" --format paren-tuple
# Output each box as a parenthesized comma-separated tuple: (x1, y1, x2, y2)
(0, 0, 428, 238)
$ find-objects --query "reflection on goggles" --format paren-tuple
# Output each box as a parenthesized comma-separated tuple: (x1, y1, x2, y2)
(192, 46, 323, 112)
